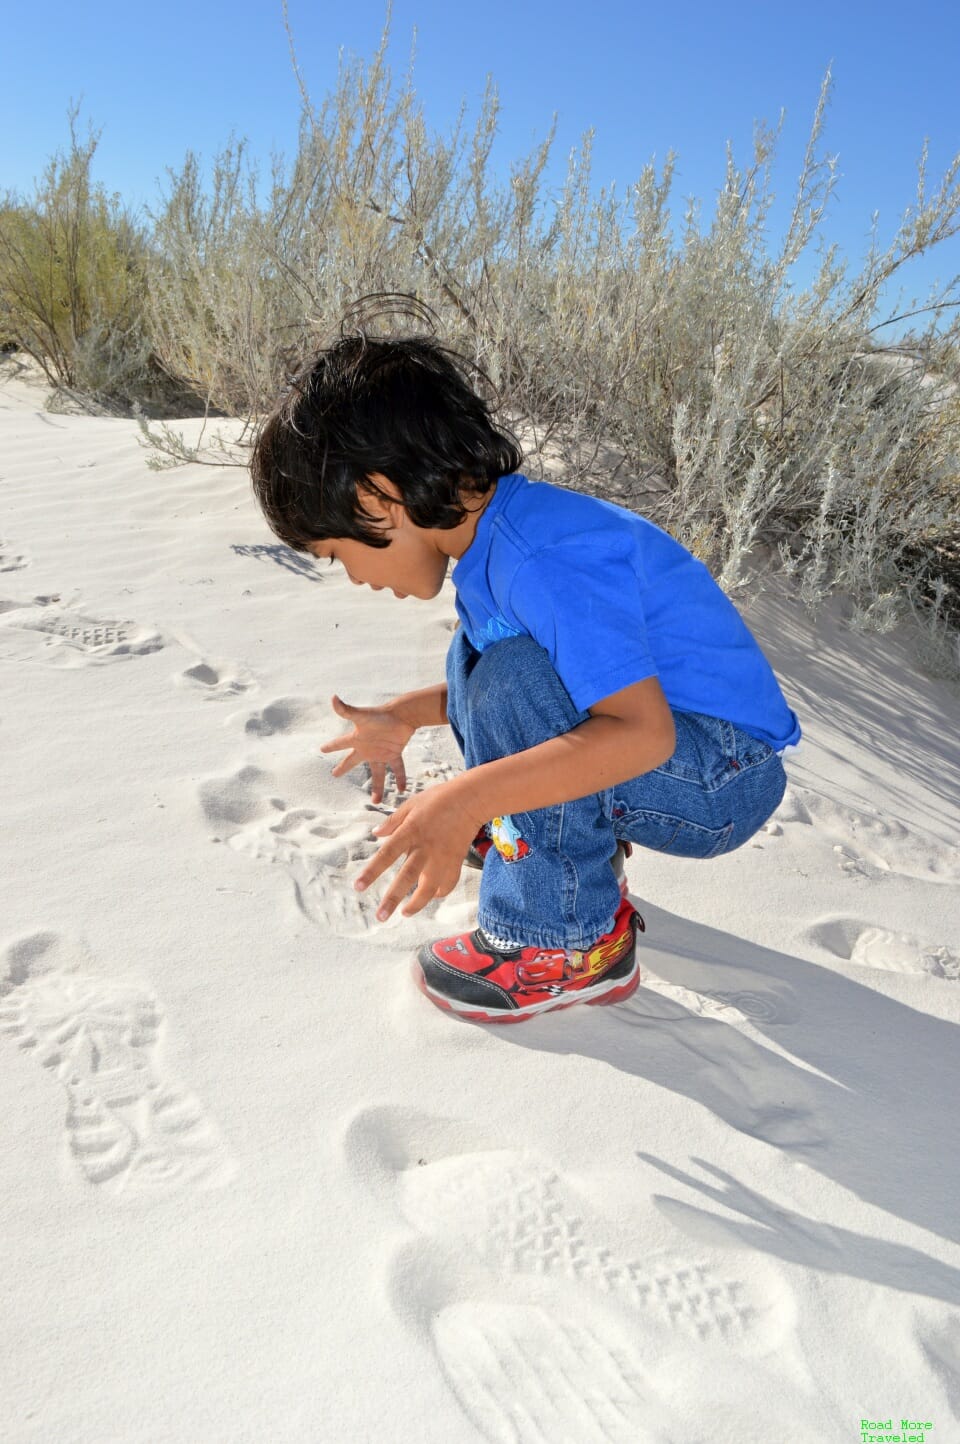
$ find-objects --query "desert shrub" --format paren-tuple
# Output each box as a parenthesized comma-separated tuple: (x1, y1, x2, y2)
(144, 25, 562, 426)
(147, 141, 292, 427)
(0, 114, 180, 411)
(12, 26, 960, 658)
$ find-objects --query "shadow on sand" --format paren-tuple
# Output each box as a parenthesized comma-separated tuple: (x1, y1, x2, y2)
(505, 901, 960, 1306)
(231, 542, 324, 580)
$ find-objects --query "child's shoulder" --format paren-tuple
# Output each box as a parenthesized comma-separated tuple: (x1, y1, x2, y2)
(501, 472, 622, 528)
(497, 473, 670, 552)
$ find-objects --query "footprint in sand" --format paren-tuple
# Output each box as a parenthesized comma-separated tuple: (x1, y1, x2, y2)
(0, 600, 164, 667)
(626, 964, 802, 1029)
(693, 988, 798, 1023)
(804, 917, 960, 980)
(918, 1316, 960, 1419)
(777, 785, 960, 885)
(197, 760, 384, 937)
(0, 540, 29, 572)
(242, 694, 459, 781)
(0, 932, 233, 1199)
(342, 1106, 795, 1443)
(196, 705, 464, 938)
(428, 1294, 662, 1444)
(177, 659, 255, 699)
(0, 593, 59, 617)
(243, 696, 328, 738)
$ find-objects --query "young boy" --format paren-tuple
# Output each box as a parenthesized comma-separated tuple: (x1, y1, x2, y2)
(251, 333, 800, 1022)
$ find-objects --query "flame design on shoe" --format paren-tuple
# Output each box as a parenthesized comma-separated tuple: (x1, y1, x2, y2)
(414, 898, 644, 1023)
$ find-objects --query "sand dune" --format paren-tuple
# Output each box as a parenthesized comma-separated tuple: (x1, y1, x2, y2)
(2, 362, 958, 1442)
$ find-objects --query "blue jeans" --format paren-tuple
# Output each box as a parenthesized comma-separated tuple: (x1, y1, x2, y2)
(446, 631, 787, 949)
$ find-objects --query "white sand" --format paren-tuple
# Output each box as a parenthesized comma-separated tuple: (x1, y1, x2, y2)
(1, 363, 959, 1444)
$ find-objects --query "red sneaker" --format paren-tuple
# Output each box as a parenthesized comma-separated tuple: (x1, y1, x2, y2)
(414, 898, 644, 1023)
(464, 825, 494, 869)
(465, 829, 633, 901)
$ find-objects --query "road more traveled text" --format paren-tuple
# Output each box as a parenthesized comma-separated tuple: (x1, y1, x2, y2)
(860, 1422, 933, 1443)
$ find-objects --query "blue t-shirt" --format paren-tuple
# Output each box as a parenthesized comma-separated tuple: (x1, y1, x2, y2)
(451, 474, 801, 753)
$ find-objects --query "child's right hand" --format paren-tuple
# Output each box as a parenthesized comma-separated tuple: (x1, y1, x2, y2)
(319, 695, 416, 804)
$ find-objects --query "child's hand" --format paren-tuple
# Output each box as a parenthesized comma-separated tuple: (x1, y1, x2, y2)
(319, 695, 415, 804)
(353, 781, 482, 921)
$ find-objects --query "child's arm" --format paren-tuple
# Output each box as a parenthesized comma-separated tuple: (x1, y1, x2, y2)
(356, 677, 676, 920)
(453, 676, 675, 820)
(320, 683, 449, 804)
(387, 683, 449, 730)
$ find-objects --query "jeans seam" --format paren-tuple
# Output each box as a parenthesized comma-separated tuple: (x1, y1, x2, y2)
(620, 807, 727, 835)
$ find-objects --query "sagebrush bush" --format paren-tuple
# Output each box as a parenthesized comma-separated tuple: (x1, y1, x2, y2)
(0, 114, 192, 413)
(3, 29, 959, 663)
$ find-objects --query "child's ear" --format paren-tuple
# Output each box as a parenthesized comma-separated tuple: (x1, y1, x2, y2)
(358, 473, 406, 527)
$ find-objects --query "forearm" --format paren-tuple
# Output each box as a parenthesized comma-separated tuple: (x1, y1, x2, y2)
(453, 714, 674, 820)
(388, 682, 449, 731)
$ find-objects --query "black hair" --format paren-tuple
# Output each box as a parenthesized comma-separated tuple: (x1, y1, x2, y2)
(250, 327, 524, 552)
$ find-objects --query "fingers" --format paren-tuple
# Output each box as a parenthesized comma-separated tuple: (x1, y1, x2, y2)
(323, 740, 407, 805)
(399, 874, 444, 918)
(321, 697, 360, 754)
(372, 805, 400, 837)
(323, 701, 408, 799)
(368, 762, 407, 797)
(373, 860, 423, 920)
(370, 762, 386, 804)
(319, 732, 354, 754)
(355, 833, 399, 891)
(375, 861, 449, 921)
(330, 749, 361, 779)
(370, 760, 407, 801)
(356, 838, 457, 921)
(321, 705, 361, 755)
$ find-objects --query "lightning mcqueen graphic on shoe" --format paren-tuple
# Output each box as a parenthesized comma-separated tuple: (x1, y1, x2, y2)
(414, 897, 644, 1022)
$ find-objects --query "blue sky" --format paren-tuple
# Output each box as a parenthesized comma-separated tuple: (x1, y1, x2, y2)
(3, 0, 959, 333)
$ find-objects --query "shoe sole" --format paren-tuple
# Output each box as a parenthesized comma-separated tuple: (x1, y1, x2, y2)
(413, 912, 643, 1024)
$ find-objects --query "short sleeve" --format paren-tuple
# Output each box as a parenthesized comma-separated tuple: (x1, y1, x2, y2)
(507, 532, 658, 711)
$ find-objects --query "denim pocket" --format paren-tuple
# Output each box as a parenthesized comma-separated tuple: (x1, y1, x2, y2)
(659, 712, 777, 791)
(622, 808, 734, 859)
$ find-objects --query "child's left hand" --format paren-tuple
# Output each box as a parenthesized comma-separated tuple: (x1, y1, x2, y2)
(354, 781, 482, 921)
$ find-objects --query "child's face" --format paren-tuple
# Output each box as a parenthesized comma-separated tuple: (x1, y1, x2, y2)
(308, 472, 491, 598)
(308, 529, 449, 601)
